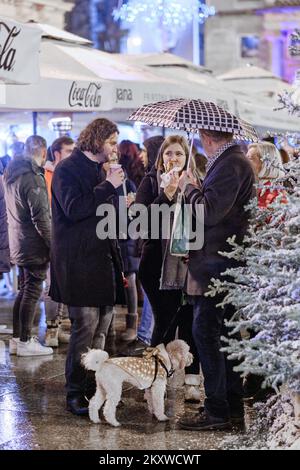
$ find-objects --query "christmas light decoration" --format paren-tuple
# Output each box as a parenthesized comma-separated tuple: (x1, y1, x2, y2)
(289, 29, 300, 56)
(113, 0, 216, 32)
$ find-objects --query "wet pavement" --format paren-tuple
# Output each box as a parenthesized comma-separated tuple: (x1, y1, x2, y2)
(0, 297, 267, 450)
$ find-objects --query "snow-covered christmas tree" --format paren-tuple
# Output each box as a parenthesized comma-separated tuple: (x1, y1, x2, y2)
(206, 157, 300, 448)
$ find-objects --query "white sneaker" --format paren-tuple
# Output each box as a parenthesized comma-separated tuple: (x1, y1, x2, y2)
(17, 337, 53, 357)
(9, 337, 20, 355)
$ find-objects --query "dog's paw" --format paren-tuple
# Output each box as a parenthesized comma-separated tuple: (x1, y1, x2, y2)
(90, 415, 101, 424)
(89, 410, 101, 424)
(156, 414, 169, 422)
(108, 420, 121, 427)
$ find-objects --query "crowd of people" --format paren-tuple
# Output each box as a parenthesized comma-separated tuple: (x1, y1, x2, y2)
(0, 117, 290, 431)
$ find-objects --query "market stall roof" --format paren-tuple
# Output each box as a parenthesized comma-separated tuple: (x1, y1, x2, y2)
(0, 16, 41, 84)
(217, 64, 293, 98)
(0, 26, 235, 113)
(119, 54, 299, 133)
(116, 52, 212, 73)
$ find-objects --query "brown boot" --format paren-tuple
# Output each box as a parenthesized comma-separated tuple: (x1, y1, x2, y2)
(120, 313, 138, 341)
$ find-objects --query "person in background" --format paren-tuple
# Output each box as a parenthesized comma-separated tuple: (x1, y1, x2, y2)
(123, 136, 164, 352)
(4, 136, 53, 357)
(119, 140, 145, 189)
(0, 160, 10, 285)
(44, 136, 75, 202)
(44, 136, 75, 348)
(50, 118, 125, 416)
(103, 151, 139, 342)
(10, 141, 25, 160)
(246, 142, 286, 209)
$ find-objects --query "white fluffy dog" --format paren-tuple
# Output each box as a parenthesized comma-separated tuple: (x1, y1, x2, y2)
(82, 339, 193, 427)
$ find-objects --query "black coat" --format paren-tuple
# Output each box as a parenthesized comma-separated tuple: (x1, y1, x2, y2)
(184, 145, 256, 295)
(0, 164, 10, 273)
(3, 157, 50, 266)
(49, 148, 124, 307)
(135, 166, 170, 286)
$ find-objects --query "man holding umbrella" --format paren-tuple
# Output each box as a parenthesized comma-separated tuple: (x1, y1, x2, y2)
(177, 128, 255, 430)
(128, 98, 257, 430)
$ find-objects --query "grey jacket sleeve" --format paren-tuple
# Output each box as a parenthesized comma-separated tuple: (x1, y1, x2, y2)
(24, 174, 51, 247)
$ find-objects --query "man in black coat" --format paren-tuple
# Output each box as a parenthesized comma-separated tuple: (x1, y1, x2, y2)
(177, 129, 255, 431)
(50, 118, 125, 416)
(3, 136, 53, 357)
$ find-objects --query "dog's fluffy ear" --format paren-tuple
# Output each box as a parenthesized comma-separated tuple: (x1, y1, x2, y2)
(81, 349, 109, 372)
(166, 340, 191, 370)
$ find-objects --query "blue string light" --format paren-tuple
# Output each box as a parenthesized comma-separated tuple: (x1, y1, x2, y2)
(113, 0, 216, 31)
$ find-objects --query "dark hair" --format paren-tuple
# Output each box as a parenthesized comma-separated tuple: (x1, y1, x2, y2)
(200, 129, 233, 143)
(47, 136, 74, 162)
(118, 140, 145, 188)
(52, 136, 74, 154)
(143, 135, 165, 172)
(155, 135, 189, 172)
(10, 141, 24, 159)
(77, 118, 119, 154)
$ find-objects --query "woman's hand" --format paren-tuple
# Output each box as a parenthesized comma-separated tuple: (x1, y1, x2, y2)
(164, 171, 180, 200)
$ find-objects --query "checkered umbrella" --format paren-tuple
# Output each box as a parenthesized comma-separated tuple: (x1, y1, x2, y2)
(128, 98, 258, 141)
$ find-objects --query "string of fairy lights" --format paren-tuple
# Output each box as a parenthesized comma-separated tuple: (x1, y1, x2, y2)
(113, 0, 216, 32)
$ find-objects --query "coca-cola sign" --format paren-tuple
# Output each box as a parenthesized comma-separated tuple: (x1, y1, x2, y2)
(0, 17, 41, 84)
(68, 81, 102, 108)
(0, 21, 20, 72)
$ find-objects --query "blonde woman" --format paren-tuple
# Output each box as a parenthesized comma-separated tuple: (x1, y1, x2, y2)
(134, 135, 201, 402)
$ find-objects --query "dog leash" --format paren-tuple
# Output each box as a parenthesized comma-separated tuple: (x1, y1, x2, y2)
(143, 347, 175, 386)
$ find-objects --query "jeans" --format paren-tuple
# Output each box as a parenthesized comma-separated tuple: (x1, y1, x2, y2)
(13, 264, 48, 342)
(192, 294, 243, 419)
(66, 306, 114, 399)
(137, 291, 154, 345)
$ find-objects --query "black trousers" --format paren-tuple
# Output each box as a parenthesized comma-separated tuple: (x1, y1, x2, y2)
(13, 264, 48, 342)
(139, 245, 199, 375)
(193, 294, 243, 419)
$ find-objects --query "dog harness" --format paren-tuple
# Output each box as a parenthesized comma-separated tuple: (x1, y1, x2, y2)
(107, 347, 174, 388)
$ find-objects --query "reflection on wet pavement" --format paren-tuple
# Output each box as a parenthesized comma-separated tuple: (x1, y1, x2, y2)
(0, 302, 267, 450)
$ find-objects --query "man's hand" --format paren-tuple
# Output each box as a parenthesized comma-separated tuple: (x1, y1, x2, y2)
(178, 170, 200, 191)
(106, 168, 124, 188)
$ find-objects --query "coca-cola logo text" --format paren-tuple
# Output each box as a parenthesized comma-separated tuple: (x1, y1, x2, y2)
(68, 81, 102, 108)
(0, 22, 21, 72)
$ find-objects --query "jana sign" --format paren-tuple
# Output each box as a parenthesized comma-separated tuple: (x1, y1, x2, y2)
(0, 17, 41, 84)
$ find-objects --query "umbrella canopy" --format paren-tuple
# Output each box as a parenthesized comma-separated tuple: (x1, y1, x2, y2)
(128, 98, 258, 141)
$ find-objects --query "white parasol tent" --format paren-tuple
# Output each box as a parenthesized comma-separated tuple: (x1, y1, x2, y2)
(0, 16, 41, 85)
(0, 28, 236, 114)
(217, 64, 293, 99)
(118, 53, 300, 133)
